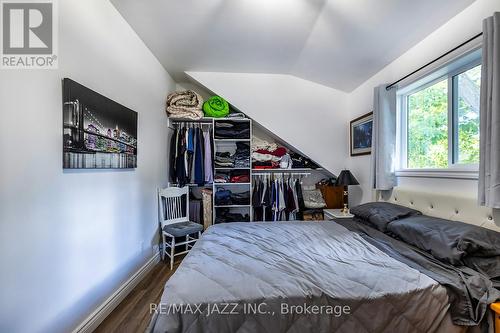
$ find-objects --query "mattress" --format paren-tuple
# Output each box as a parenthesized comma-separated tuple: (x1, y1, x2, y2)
(148, 222, 461, 333)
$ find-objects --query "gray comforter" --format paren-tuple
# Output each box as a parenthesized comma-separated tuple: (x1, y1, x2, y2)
(149, 222, 460, 333)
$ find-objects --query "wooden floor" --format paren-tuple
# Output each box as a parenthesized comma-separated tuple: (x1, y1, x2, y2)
(95, 260, 178, 333)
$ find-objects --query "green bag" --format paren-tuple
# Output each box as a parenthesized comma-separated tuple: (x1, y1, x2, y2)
(203, 96, 229, 118)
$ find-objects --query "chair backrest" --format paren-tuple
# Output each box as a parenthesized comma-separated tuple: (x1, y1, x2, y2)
(158, 186, 190, 228)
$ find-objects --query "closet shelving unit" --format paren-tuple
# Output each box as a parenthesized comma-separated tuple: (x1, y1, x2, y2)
(168, 115, 332, 225)
(168, 117, 253, 223)
(212, 118, 253, 224)
(251, 168, 324, 172)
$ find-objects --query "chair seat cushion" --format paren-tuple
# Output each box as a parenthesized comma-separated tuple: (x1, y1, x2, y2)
(163, 221, 203, 237)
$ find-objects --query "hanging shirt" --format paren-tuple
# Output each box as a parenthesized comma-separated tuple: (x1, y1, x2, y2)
(292, 179, 300, 213)
(184, 127, 189, 179)
(279, 179, 286, 212)
(175, 129, 187, 186)
(190, 129, 197, 182)
(187, 127, 194, 153)
(203, 129, 213, 183)
(194, 128, 205, 185)
(169, 128, 178, 182)
(261, 177, 268, 206)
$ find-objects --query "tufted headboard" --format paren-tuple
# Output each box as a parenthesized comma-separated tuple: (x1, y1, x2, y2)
(378, 187, 500, 233)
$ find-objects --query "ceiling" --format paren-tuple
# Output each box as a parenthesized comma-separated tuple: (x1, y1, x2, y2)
(111, 0, 476, 92)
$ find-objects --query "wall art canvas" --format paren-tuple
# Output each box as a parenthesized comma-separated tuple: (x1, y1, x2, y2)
(62, 78, 138, 168)
(350, 112, 373, 156)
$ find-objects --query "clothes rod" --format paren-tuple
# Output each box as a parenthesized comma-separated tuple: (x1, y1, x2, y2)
(169, 119, 213, 123)
(385, 32, 483, 91)
(253, 172, 311, 176)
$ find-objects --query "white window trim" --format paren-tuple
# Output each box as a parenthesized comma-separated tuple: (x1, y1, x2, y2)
(396, 49, 481, 179)
(395, 169, 478, 179)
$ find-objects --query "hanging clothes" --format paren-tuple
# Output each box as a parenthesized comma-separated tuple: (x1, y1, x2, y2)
(204, 128, 213, 183)
(169, 128, 178, 182)
(291, 179, 300, 221)
(190, 127, 197, 182)
(262, 177, 272, 221)
(252, 178, 265, 221)
(186, 127, 194, 183)
(169, 123, 214, 186)
(295, 179, 305, 220)
(285, 179, 296, 221)
(253, 174, 307, 222)
(184, 127, 189, 181)
(175, 129, 187, 187)
(278, 179, 286, 221)
(193, 127, 205, 185)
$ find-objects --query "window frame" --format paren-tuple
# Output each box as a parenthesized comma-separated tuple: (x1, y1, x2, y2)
(396, 55, 481, 179)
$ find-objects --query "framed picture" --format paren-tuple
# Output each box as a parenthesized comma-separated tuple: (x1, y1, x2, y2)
(62, 78, 138, 169)
(350, 112, 373, 156)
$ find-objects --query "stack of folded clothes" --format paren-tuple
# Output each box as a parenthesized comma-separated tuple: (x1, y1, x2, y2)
(214, 189, 250, 206)
(251, 138, 289, 169)
(253, 161, 280, 169)
(215, 152, 234, 168)
(230, 191, 251, 205)
(214, 170, 250, 183)
(214, 172, 230, 183)
(230, 170, 250, 183)
(290, 152, 319, 169)
(251, 137, 319, 169)
(234, 142, 250, 168)
(215, 208, 250, 223)
(214, 121, 250, 139)
(252, 137, 278, 152)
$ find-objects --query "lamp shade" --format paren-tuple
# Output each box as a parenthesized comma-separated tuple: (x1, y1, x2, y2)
(336, 170, 359, 186)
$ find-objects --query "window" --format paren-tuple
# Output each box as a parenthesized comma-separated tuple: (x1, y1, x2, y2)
(454, 65, 481, 165)
(407, 78, 449, 169)
(399, 53, 481, 172)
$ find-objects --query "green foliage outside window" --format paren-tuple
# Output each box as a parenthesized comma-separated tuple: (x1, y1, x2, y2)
(407, 79, 448, 168)
(406, 65, 480, 169)
(457, 65, 481, 164)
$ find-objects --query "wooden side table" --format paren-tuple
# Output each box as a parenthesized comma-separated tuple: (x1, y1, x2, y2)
(323, 209, 354, 220)
(491, 303, 500, 333)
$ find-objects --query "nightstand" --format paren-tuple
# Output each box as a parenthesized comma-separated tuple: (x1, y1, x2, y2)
(323, 209, 354, 220)
(491, 303, 500, 333)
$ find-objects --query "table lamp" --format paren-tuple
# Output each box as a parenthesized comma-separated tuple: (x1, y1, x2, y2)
(336, 170, 359, 214)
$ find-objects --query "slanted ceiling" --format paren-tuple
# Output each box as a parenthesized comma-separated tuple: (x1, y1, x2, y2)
(111, 0, 475, 92)
(186, 72, 351, 175)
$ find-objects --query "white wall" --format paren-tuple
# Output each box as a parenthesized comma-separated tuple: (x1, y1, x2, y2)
(186, 72, 350, 176)
(0, 1, 175, 332)
(346, 0, 500, 205)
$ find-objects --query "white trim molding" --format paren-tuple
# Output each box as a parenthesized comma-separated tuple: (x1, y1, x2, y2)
(72, 253, 161, 333)
(395, 169, 478, 179)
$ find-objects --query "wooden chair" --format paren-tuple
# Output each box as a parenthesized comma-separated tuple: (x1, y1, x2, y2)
(158, 187, 203, 269)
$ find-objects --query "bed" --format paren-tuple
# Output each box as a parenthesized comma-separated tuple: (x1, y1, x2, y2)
(148, 188, 500, 333)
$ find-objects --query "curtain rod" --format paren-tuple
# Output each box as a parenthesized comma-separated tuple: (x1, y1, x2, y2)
(385, 32, 483, 91)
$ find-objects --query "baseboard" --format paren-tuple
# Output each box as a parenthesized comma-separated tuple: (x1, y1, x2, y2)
(72, 252, 161, 333)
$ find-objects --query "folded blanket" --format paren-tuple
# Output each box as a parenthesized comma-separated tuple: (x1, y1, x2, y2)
(203, 96, 229, 118)
(252, 152, 281, 163)
(252, 137, 278, 152)
(255, 147, 287, 157)
(166, 90, 204, 120)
